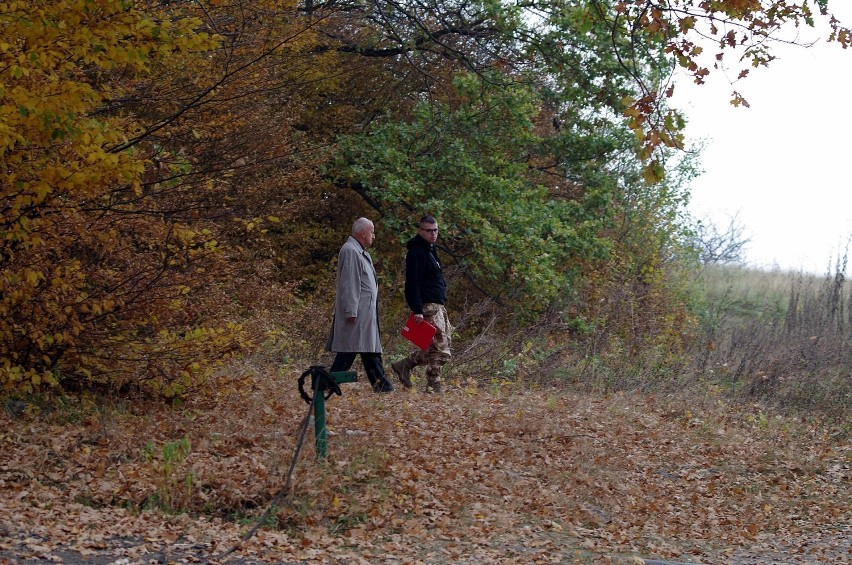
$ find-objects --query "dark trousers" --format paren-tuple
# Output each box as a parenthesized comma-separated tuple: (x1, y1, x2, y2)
(330, 352, 392, 391)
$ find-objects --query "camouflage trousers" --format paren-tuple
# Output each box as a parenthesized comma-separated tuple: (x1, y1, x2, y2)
(407, 303, 452, 388)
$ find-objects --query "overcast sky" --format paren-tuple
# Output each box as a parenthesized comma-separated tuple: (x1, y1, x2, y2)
(671, 5, 852, 274)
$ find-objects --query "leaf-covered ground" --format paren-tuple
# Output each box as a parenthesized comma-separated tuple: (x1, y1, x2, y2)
(1, 373, 849, 564)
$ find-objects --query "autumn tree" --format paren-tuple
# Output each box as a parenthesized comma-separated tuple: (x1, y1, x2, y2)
(0, 0, 243, 394)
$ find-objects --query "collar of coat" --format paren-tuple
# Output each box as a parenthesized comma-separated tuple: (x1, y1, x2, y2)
(348, 236, 373, 261)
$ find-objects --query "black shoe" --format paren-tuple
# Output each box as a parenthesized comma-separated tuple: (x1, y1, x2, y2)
(374, 380, 394, 393)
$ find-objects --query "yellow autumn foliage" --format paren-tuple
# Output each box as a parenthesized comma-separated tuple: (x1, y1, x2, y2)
(0, 0, 247, 394)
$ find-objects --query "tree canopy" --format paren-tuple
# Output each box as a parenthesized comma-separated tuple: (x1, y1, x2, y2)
(1, 0, 847, 394)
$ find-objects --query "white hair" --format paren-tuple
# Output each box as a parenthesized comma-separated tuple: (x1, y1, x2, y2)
(352, 217, 373, 235)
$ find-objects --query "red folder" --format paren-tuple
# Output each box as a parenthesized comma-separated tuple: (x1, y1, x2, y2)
(401, 313, 436, 350)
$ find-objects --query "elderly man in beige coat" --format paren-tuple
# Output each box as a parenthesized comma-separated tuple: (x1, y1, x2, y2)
(326, 218, 394, 393)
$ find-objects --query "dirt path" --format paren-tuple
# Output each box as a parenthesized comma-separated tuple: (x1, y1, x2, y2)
(2, 383, 849, 564)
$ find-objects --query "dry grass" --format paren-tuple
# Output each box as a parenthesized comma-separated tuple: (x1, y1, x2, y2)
(690, 259, 851, 423)
(437, 260, 850, 429)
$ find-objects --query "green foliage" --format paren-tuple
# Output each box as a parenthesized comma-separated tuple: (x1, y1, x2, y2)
(144, 436, 194, 514)
(332, 74, 614, 314)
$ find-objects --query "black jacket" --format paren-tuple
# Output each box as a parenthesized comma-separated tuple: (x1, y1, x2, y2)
(404, 234, 446, 315)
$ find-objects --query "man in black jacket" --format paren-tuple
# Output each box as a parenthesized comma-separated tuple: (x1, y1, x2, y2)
(392, 215, 453, 393)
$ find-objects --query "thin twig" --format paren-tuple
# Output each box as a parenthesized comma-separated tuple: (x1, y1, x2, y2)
(217, 399, 315, 559)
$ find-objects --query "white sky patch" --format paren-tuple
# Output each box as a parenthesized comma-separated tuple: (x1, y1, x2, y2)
(671, 4, 852, 273)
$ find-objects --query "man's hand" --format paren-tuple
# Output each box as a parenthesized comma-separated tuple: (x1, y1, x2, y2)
(414, 313, 424, 324)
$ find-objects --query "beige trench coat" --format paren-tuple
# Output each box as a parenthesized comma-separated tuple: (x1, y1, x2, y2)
(326, 236, 382, 353)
